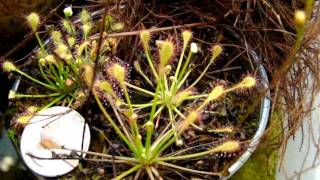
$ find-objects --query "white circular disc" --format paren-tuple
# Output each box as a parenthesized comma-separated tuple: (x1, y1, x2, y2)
(20, 106, 90, 177)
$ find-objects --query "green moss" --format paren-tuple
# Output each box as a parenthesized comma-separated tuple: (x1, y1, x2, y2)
(230, 111, 282, 180)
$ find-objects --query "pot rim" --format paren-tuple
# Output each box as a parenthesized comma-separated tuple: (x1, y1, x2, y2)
(222, 46, 271, 179)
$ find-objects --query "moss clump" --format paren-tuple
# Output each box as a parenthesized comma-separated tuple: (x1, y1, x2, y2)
(230, 112, 282, 180)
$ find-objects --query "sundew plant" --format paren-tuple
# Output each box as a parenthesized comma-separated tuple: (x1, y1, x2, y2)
(2, 9, 121, 127)
(2, 7, 258, 179)
(92, 30, 257, 179)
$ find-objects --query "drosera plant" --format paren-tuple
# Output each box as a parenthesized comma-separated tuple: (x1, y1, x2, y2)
(2, 8, 120, 110)
(111, 30, 255, 143)
(2, 6, 260, 179)
(88, 30, 258, 179)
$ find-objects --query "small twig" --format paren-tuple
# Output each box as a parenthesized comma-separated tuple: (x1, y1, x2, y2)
(91, 21, 216, 39)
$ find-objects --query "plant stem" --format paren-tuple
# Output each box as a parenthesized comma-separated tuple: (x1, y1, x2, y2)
(171, 48, 194, 93)
(67, 90, 78, 107)
(130, 103, 156, 108)
(186, 94, 208, 100)
(63, 147, 138, 162)
(168, 107, 176, 130)
(84, 158, 134, 164)
(151, 104, 163, 118)
(174, 45, 187, 82)
(122, 86, 144, 156)
(138, 70, 154, 87)
(150, 129, 175, 159)
(15, 69, 57, 91)
(145, 84, 161, 156)
(122, 87, 133, 114)
(145, 105, 164, 158)
(14, 93, 61, 98)
(146, 166, 155, 180)
(38, 63, 55, 87)
(48, 64, 63, 88)
(173, 107, 202, 130)
(114, 164, 143, 180)
(163, 73, 169, 92)
(144, 50, 159, 81)
(187, 56, 216, 89)
(93, 90, 138, 156)
(178, 50, 193, 82)
(155, 136, 176, 156)
(173, 107, 185, 119)
(125, 82, 156, 97)
(176, 69, 192, 90)
(155, 147, 218, 161)
(35, 32, 47, 55)
(107, 95, 133, 143)
(158, 161, 221, 176)
(41, 95, 66, 110)
(170, 44, 192, 93)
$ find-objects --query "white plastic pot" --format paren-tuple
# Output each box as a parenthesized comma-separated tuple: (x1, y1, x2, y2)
(20, 106, 90, 177)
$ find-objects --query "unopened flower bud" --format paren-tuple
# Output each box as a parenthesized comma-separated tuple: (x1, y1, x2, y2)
(211, 45, 223, 60)
(83, 24, 92, 37)
(169, 76, 176, 82)
(55, 44, 69, 59)
(128, 113, 138, 125)
(140, 30, 151, 50)
(159, 41, 174, 67)
(0, 156, 14, 172)
(45, 55, 56, 64)
(26, 12, 40, 32)
(133, 61, 142, 72)
(63, 6, 73, 17)
(130, 113, 138, 121)
(80, 10, 90, 24)
(67, 37, 76, 47)
(51, 31, 62, 45)
(165, 65, 172, 75)
(137, 134, 142, 140)
(39, 58, 46, 66)
(2, 61, 17, 72)
(176, 139, 184, 146)
(145, 121, 154, 130)
(82, 64, 94, 87)
(190, 42, 198, 53)
(182, 30, 192, 48)
(294, 10, 306, 26)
